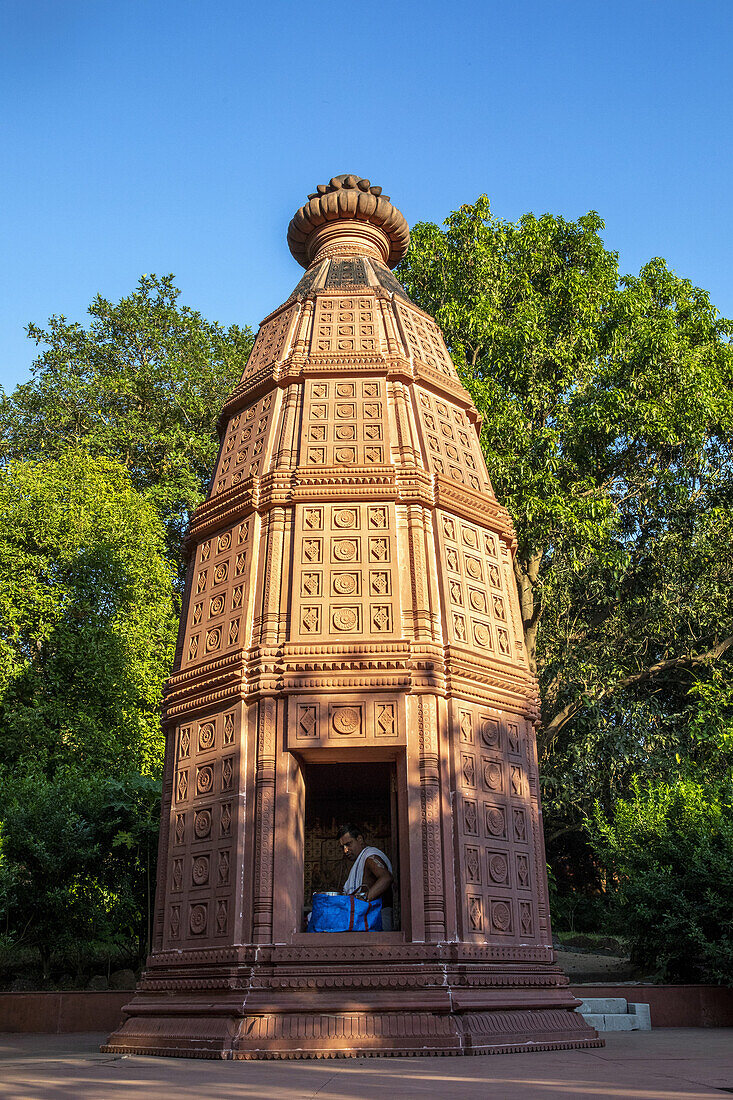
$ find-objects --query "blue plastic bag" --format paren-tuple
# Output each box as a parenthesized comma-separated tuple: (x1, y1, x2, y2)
(308, 892, 382, 932)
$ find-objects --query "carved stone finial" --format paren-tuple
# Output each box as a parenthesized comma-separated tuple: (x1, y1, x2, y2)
(287, 174, 410, 270)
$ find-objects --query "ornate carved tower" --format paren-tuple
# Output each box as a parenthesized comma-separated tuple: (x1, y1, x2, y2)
(105, 175, 600, 1058)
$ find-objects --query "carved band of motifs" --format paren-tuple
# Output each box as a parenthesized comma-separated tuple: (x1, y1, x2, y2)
(222, 355, 478, 435)
(161, 657, 538, 723)
(184, 475, 515, 556)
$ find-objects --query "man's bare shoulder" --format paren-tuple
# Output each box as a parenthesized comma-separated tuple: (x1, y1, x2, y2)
(365, 854, 391, 875)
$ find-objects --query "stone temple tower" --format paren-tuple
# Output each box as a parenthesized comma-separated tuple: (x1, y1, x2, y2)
(104, 175, 600, 1058)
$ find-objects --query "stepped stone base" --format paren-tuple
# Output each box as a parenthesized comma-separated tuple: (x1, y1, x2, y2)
(103, 946, 602, 1059)
(575, 997, 651, 1032)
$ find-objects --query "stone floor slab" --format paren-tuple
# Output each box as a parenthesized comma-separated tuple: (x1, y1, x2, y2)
(0, 1030, 731, 1099)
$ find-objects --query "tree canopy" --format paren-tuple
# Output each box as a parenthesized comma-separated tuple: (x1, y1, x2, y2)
(0, 274, 253, 572)
(397, 197, 733, 857)
(0, 450, 177, 778)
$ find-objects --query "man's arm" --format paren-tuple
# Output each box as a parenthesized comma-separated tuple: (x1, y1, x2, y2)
(359, 855, 393, 902)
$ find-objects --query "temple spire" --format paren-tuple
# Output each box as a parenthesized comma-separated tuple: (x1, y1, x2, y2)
(287, 174, 410, 269)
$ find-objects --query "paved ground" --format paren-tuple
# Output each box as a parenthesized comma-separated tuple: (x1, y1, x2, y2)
(0, 1030, 732, 1099)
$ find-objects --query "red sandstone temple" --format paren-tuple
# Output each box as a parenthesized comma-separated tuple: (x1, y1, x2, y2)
(104, 175, 600, 1058)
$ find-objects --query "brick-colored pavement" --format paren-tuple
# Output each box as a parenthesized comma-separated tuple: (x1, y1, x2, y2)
(1, 1030, 732, 1099)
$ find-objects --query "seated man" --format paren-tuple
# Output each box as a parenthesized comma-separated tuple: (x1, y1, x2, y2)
(338, 823, 395, 931)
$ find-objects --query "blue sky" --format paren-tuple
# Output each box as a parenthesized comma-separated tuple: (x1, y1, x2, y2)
(2, 0, 732, 393)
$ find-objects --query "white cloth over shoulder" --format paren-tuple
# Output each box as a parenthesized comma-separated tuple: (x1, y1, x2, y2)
(343, 846, 392, 896)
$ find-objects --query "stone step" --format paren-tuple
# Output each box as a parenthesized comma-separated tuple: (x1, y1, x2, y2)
(582, 1012, 638, 1031)
(577, 997, 629, 1014)
(576, 998, 652, 1031)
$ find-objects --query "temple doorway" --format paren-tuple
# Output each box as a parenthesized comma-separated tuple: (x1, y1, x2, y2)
(302, 760, 399, 929)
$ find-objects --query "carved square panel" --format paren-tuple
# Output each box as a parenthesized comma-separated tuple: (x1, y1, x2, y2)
(368, 537, 390, 563)
(516, 852, 531, 889)
(217, 849, 231, 886)
(490, 899, 513, 935)
(468, 895, 483, 933)
(334, 424, 356, 441)
(330, 605, 360, 633)
(329, 704, 363, 738)
(178, 726, 191, 760)
(301, 606, 321, 633)
(331, 537, 359, 564)
(198, 720, 216, 752)
(301, 572, 322, 597)
(370, 604, 392, 632)
(189, 902, 208, 936)
(309, 424, 326, 441)
(484, 802, 507, 839)
(375, 702, 396, 737)
(302, 538, 323, 564)
(193, 807, 212, 840)
(331, 571, 359, 597)
(171, 857, 183, 892)
(304, 507, 323, 530)
(461, 752, 476, 788)
(465, 845, 481, 884)
(479, 716, 501, 749)
(369, 570, 391, 596)
(334, 446, 357, 464)
(463, 799, 478, 836)
(175, 769, 188, 803)
(209, 593, 226, 618)
(335, 402, 356, 419)
(222, 712, 235, 745)
(468, 587, 487, 614)
(472, 621, 492, 649)
(191, 853, 209, 887)
(215, 899, 229, 936)
(452, 612, 467, 643)
(332, 507, 359, 529)
(482, 759, 503, 792)
(196, 764, 214, 797)
(297, 703, 319, 739)
(519, 900, 533, 936)
(487, 849, 510, 886)
(513, 808, 528, 843)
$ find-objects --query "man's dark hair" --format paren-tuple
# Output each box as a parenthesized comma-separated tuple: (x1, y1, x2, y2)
(337, 823, 363, 841)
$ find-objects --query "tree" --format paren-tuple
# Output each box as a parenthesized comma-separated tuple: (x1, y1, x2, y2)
(0, 274, 254, 573)
(0, 768, 161, 978)
(397, 198, 733, 860)
(0, 450, 177, 777)
(590, 777, 733, 983)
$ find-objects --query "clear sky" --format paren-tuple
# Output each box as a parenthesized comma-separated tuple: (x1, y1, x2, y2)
(1, 0, 732, 393)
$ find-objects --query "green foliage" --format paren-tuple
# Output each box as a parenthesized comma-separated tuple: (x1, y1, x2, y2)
(590, 779, 733, 982)
(0, 274, 253, 570)
(397, 198, 733, 852)
(0, 450, 177, 777)
(0, 769, 160, 976)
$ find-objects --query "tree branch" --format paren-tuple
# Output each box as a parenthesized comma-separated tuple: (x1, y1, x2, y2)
(539, 635, 733, 755)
